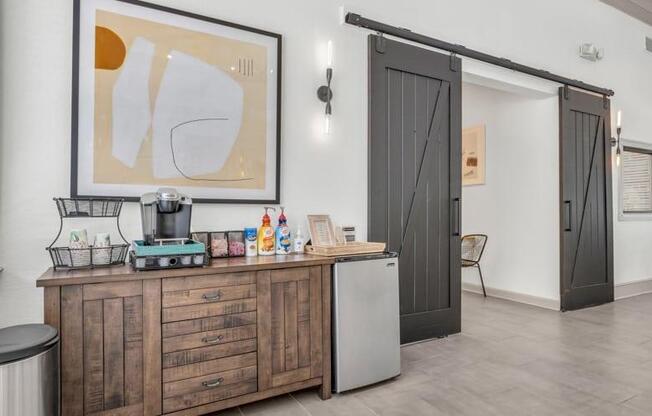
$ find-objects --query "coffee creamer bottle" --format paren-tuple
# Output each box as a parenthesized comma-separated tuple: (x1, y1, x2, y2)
(258, 207, 276, 256)
(275, 207, 292, 255)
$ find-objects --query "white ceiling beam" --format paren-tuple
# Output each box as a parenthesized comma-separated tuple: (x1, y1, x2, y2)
(600, 0, 652, 26)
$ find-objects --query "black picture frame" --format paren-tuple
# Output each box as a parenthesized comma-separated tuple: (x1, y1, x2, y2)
(71, 0, 282, 204)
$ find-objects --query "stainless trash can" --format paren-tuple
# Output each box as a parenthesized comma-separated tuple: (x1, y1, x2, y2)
(0, 324, 59, 416)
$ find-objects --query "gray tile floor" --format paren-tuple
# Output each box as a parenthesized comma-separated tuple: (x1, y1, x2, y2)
(216, 292, 652, 416)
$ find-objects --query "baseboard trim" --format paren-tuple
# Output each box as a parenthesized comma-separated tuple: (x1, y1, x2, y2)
(615, 278, 652, 300)
(462, 282, 560, 311)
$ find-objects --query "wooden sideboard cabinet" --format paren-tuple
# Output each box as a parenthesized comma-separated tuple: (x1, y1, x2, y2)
(38, 255, 334, 416)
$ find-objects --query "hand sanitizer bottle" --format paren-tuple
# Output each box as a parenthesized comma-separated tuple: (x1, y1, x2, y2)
(293, 225, 306, 254)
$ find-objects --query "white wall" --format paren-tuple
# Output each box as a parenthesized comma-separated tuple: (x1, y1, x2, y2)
(461, 83, 559, 303)
(1, 0, 651, 326)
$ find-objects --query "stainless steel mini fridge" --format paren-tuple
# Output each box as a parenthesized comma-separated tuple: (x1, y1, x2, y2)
(332, 252, 401, 393)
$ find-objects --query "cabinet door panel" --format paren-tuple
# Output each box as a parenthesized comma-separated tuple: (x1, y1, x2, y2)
(283, 282, 298, 371)
(103, 298, 126, 410)
(61, 285, 84, 416)
(309, 267, 323, 379)
(83, 300, 104, 414)
(270, 282, 285, 374)
(60, 281, 161, 416)
(297, 279, 311, 369)
(257, 267, 323, 391)
(124, 296, 144, 406)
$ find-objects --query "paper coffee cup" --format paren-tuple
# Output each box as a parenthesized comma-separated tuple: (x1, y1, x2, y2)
(94, 233, 111, 248)
(70, 229, 88, 248)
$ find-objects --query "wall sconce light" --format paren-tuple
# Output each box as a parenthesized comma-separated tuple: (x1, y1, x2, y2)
(317, 40, 333, 134)
(611, 110, 622, 166)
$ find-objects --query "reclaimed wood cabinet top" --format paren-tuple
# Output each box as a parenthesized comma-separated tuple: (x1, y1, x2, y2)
(37, 254, 334, 287)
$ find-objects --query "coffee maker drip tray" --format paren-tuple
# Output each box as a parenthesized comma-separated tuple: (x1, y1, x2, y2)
(150, 237, 191, 246)
(130, 239, 207, 271)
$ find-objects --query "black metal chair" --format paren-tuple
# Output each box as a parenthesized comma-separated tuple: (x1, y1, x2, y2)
(461, 234, 488, 297)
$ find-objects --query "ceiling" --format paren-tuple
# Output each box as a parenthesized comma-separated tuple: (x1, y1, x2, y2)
(600, 0, 652, 26)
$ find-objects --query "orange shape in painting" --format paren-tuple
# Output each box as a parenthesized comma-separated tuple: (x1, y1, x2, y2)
(95, 26, 126, 70)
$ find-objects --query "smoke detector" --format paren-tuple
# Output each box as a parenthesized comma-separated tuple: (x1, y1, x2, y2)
(579, 43, 604, 61)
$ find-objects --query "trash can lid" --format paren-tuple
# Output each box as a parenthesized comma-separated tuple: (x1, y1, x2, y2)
(0, 324, 59, 365)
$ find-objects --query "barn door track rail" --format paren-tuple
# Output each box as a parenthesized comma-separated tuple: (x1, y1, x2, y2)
(345, 12, 614, 97)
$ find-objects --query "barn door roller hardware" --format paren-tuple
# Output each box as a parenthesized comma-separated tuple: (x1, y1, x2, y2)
(345, 12, 614, 97)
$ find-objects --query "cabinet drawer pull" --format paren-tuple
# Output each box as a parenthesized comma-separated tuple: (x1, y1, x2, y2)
(202, 335, 224, 344)
(201, 377, 224, 388)
(202, 291, 222, 301)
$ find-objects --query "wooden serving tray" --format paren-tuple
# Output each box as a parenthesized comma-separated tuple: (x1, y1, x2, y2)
(304, 242, 386, 257)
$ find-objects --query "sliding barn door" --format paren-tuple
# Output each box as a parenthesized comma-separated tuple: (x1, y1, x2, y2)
(559, 87, 614, 311)
(368, 35, 462, 343)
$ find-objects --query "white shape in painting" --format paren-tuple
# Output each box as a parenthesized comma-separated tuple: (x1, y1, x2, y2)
(152, 50, 243, 179)
(112, 37, 155, 167)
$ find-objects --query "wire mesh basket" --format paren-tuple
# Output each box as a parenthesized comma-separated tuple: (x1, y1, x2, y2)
(47, 197, 129, 270)
(48, 245, 130, 269)
(54, 198, 124, 217)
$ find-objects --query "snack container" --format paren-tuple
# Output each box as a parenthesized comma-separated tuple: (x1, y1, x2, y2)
(228, 231, 246, 257)
(210, 232, 229, 258)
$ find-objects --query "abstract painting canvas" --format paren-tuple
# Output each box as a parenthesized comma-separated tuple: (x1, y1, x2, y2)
(462, 124, 486, 186)
(72, 0, 281, 203)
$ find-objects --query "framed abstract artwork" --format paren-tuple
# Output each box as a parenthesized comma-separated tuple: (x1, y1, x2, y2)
(71, 0, 282, 203)
(462, 124, 486, 186)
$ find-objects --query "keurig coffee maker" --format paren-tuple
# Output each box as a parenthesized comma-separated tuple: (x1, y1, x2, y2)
(140, 188, 192, 245)
(131, 188, 206, 271)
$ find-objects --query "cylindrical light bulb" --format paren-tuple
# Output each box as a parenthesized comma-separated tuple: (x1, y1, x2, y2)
(327, 40, 333, 67)
(616, 153, 621, 167)
(324, 113, 332, 135)
(617, 110, 622, 128)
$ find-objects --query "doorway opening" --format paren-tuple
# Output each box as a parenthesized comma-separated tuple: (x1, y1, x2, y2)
(460, 79, 560, 310)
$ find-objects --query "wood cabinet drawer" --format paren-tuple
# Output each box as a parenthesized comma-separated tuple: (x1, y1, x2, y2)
(162, 311, 256, 338)
(162, 284, 256, 308)
(163, 272, 255, 292)
(163, 324, 257, 353)
(163, 352, 257, 383)
(163, 380, 258, 413)
(163, 338, 257, 369)
(163, 365, 257, 399)
(162, 298, 256, 323)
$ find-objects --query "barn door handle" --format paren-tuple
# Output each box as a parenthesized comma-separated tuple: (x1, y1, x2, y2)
(452, 198, 461, 236)
(563, 200, 572, 231)
(202, 377, 224, 388)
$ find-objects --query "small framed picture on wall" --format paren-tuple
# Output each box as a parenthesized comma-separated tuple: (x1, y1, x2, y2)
(71, 0, 282, 203)
(462, 124, 486, 186)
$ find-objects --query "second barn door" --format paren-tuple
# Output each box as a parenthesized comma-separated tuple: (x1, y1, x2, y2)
(368, 35, 462, 343)
(559, 86, 614, 311)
